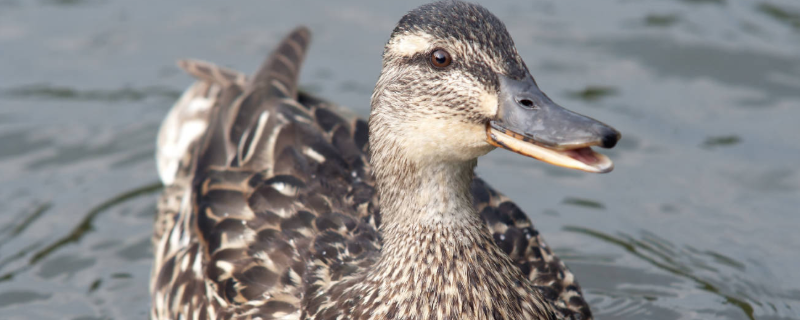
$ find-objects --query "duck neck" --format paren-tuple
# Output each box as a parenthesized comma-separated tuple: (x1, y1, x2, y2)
(362, 142, 556, 319)
(368, 135, 502, 264)
(375, 157, 484, 239)
(366, 96, 496, 259)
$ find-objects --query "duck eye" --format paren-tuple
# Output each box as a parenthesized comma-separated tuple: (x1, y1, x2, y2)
(430, 49, 452, 68)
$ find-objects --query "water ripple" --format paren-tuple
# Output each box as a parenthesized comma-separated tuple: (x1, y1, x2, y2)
(566, 226, 798, 319)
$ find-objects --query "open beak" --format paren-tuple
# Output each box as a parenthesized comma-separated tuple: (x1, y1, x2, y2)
(487, 74, 621, 173)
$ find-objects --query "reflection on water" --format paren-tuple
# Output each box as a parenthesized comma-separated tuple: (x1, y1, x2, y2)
(0, 183, 161, 286)
(3, 84, 181, 102)
(0, 203, 50, 241)
(702, 135, 742, 148)
(0, 290, 51, 308)
(562, 197, 606, 210)
(590, 36, 800, 105)
(566, 226, 760, 319)
(566, 86, 618, 102)
(758, 3, 800, 30)
(1, 0, 799, 319)
(28, 182, 161, 265)
(644, 14, 681, 27)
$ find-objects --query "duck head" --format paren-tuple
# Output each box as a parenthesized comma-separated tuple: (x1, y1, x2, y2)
(370, 0, 620, 173)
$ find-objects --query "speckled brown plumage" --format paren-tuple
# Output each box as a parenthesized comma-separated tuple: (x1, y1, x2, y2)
(151, 2, 592, 320)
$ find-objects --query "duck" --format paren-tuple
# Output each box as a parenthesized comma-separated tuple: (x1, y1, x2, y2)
(150, 1, 620, 319)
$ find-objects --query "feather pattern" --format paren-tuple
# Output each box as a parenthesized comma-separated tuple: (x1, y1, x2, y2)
(152, 25, 591, 320)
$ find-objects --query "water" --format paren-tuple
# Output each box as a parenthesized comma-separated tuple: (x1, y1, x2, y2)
(1, 0, 799, 319)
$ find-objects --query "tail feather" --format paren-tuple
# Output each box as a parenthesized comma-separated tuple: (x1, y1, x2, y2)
(165, 27, 314, 177)
(177, 59, 248, 88)
(225, 27, 313, 170)
(248, 26, 312, 99)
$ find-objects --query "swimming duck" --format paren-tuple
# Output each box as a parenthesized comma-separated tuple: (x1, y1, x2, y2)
(151, 1, 620, 319)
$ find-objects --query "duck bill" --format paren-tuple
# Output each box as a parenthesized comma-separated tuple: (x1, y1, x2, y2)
(486, 74, 621, 173)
